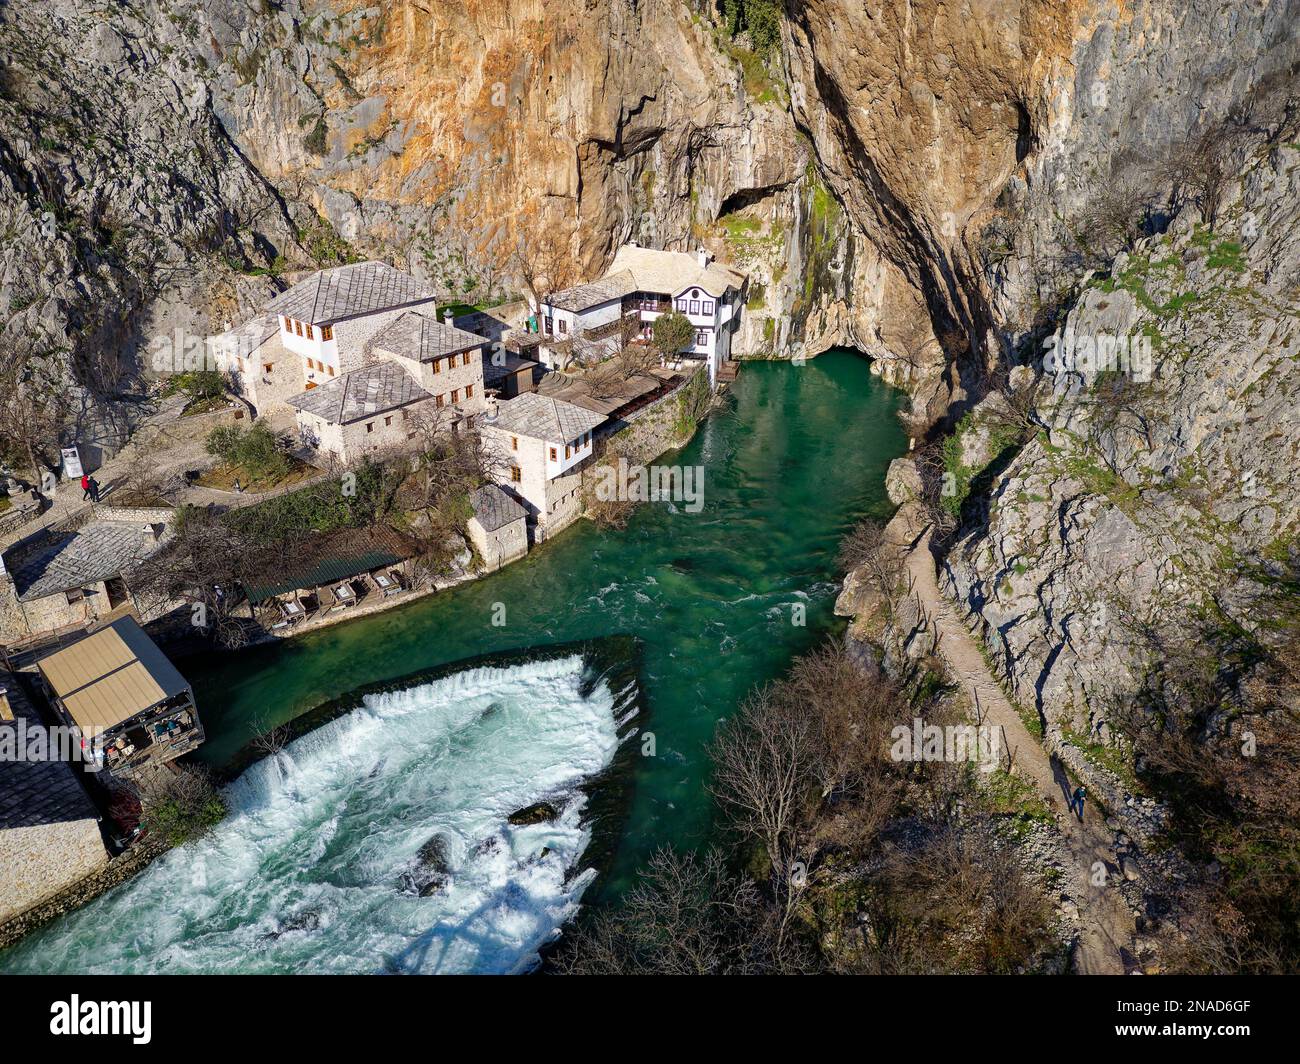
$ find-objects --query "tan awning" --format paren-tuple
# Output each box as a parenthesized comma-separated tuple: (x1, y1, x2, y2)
(36, 618, 189, 732)
(60, 661, 166, 731)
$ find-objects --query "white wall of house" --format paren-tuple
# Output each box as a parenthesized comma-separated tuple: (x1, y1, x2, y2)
(279, 316, 339, 368)
(378, 347, 487, 418)
(297, 400, 431, 465)
(466, 514, 529, 572)
(544, 431, 594, 477)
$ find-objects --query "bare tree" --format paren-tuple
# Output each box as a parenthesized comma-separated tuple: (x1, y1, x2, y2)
(0, 337, 68, 481)
(550, 848, 794, 974)
(836, 516, 902, 594)
(128, 506, 253, 648)
(510, 233, 579, 314)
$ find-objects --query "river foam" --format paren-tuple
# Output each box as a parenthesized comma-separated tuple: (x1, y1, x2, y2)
(1, 655, 627, 974)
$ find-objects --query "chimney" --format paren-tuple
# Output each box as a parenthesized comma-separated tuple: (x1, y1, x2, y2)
(628, 239, 638, 248)
(486, 396, 499, 419)
(443, 309, 455, 326)
(142, 522, 161, 548)
(697, 247, 711, 268)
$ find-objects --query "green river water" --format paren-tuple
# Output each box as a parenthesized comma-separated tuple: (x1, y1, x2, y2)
(0, 351, 906, 973)
(192, 349, 906, 880)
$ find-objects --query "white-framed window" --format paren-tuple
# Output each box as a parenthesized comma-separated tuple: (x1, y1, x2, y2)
(690, 300, 700, 314)
(702, 300, 714, 316)
(696, 330, 708, 347)
(675, 298, 687, 312)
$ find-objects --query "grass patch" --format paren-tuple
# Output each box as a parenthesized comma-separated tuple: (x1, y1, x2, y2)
(195, 457, 316, 494)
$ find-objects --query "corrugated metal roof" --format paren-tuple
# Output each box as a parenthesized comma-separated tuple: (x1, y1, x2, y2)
(35, 618, 190, 732)
(242, 529, 415, 604)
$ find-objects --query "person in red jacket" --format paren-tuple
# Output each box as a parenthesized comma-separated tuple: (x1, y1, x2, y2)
(80, 473, 91, 500)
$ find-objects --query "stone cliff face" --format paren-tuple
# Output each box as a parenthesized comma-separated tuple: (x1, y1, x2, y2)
(3, 4, 1297, 735)
(0, 0, 819, 420)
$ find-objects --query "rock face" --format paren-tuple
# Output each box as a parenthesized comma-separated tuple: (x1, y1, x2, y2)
(0, 0, 817, 430)
(4, 2, 1298, 804)
(943, 148, 1300, 742)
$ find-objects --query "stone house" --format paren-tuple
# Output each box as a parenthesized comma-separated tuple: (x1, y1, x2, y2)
(367, 309, 489, 419)
(213, 260, 442, 417)
(537, 244, 747, 387)
(479, 393, 606, 543)
(466, 484, 528, 571)
(286, 361, 435, 466)
(0, 675, 110, 925)
(0, 515, 169, 645)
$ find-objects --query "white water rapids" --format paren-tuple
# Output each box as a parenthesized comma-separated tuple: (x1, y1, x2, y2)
(0, 655, 632, 974)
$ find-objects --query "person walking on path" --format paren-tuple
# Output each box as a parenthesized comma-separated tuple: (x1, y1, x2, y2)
(1072, 785, 1087, 822)
(87, 476, 100, 503)
(80, 473, 91, 500)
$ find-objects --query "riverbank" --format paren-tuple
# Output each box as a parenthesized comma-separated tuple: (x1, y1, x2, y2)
(1, 351, 908, 971)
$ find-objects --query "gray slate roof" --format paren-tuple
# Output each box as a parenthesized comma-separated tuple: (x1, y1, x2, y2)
(370, 310, 489, 362)
(266, 261, 436, 325)
(545, 269, 637, 312)
(470, 484, 526, 532)
(286, 361, 430, 425)
(4, 522, 161, 602)
(0, 671, 102, 831)
(208, 313, 278, 360)
(482, 353, 539, 387)
(486, 392, 606, 443)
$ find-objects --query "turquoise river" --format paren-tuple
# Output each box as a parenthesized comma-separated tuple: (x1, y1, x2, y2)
(0, 350, 906, 974)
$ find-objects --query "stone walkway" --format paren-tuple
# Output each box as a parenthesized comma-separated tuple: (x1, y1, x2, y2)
(1, 404, 308, 552)
(902, 525, 1139, 975)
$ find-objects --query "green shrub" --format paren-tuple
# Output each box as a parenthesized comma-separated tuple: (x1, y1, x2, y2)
(722, 0, 782, 54)
(205, 420, 290, 481)
(652, 310, 695, 357)
(139, 766, 227, 848)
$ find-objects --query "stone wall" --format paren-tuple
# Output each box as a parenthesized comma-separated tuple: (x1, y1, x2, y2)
(90, 505, 174, 526)
(0, 818, 111, 926)
(466, 515, 528, 572)
(0, 839, 164, 950)
(606, 368, 707, 465)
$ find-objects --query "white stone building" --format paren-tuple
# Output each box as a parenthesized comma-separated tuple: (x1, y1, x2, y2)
(212, 260, 446, 417)
(286, 361, 435, 466)
(466, 484, 528, 571)
(536, 245, 747, 387)
(368, 310, 489, 420)
(479, 393, 606, 543)
(213, 262, 495, 466)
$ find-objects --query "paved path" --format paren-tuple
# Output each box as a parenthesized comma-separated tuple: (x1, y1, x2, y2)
(901, 525, 1138, 975)
(2, 405, 307, 551)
